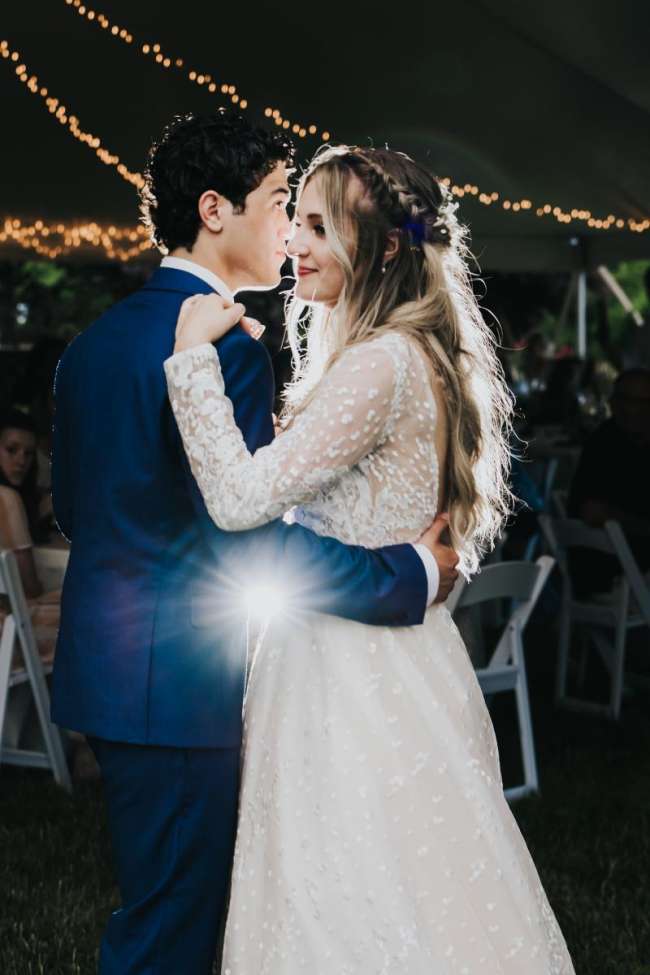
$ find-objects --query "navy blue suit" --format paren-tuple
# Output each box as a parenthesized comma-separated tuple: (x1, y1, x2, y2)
(51, 266, 427, 973)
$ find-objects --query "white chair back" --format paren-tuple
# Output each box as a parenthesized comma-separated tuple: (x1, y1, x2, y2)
(539, 515, 650, 718)
(451, 556, 555, 801)
(0, 549, 71, 791)
(33, 545, 69, 591)
(606, 521, 650, 626)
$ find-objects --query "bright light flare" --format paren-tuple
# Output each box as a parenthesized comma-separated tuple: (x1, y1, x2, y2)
(240, 581, 288, 623)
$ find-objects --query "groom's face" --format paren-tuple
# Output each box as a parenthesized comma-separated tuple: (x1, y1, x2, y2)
(220, 162, 291, 290)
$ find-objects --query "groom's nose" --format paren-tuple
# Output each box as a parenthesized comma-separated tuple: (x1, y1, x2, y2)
(278, 211, 291, 240)
(286, 229, 303, 255)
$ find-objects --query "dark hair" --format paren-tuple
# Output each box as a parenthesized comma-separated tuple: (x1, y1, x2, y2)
(140, 109, 295, 252)
(0, 410, 41, 539)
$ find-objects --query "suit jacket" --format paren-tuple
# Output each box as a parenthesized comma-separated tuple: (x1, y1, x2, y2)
(50, 266, 427, 748)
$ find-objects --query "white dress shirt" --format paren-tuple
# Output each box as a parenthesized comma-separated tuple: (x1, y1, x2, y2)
(160, 256, 440, 604)
(160, 256, 235, 303)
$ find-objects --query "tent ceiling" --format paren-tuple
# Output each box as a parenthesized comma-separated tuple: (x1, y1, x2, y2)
(2, 0, 649, 269)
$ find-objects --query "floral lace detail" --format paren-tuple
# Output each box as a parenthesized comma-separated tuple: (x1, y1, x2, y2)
(164, 332, 438, 545)
(165, 329, 575, 975)
(220, 607, 575, 974)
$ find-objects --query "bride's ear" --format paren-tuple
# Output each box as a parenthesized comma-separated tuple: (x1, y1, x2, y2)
(198, 190, 226, 234)
(382, 230, 400, 267)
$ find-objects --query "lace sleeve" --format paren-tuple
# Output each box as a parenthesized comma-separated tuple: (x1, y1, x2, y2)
(164, 338, 405, 531)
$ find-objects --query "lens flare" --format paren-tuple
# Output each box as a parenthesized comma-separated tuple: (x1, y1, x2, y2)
(240, 581, 288, 623)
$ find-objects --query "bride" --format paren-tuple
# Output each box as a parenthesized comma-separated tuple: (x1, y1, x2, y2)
(164, 145, 575, 974)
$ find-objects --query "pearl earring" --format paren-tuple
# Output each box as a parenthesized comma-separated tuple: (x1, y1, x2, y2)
(381, 265, 387, 274)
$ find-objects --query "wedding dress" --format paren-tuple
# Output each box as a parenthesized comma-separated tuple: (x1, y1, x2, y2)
(165, 332, 574, 975)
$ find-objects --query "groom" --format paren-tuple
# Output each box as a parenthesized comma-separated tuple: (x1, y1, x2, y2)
(51, 109, 459, 974)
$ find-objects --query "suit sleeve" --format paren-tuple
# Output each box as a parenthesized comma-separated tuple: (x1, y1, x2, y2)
(51, 352, 73, 541)
(171, 330, 427, 627)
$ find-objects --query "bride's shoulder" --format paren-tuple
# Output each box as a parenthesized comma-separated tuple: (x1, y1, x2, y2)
(325, 332, 428, 397)
(355, 331, 429, 382)
(329, 332, 412, 389)
(345, 330, 414, 365)
(324, 334, 428, 415)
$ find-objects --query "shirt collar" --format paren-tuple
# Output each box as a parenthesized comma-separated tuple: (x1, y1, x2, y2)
(160, 256, 235, 303)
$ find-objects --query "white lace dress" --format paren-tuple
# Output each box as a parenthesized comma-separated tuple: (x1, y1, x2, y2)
(164, 332, 574, 975)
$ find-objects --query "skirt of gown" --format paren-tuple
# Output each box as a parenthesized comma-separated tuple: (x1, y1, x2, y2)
(221, 604, 575, 975)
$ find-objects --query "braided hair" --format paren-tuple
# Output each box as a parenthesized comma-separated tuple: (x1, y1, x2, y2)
(351, 149, 454, 248)
(284, 145, 513, 574)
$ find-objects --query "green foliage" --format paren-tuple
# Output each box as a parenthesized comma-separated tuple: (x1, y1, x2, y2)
(606, 259, 650, 338)
(19, 261, 69, 290)
(0, 259, 148, 345)
(535, 261, 650, 360)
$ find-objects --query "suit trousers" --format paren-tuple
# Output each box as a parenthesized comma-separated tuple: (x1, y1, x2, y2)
(89, 737, 240, 975)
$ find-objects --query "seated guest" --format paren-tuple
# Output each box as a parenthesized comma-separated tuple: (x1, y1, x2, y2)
(12, 337, 67, 491)
(538, 356, 586, 428)
(0, 410, 96, 777)
(0, 409, 59, 665)
(568, 369, 650, 595)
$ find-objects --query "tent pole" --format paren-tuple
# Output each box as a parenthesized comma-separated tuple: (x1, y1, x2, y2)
(596, 265, 644, 326)
(577, 271, 587, 359)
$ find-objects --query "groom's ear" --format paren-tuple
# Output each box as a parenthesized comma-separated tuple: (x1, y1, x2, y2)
(198, 189, 227, 235)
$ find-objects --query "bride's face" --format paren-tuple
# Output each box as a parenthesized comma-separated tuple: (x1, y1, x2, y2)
(286, 176, 345, 307)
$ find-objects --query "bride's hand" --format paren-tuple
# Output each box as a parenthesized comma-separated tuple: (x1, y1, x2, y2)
(174, 294, 265, 353)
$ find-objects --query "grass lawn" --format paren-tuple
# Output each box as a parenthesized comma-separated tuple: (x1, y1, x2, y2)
(1, 620, 649, 974)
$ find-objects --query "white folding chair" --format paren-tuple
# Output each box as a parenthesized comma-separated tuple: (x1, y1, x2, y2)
(0, 549, 71, 791)
(33, 545, 69, 591)
(449, 556, 555, 802)
(539, 515, 650, 720)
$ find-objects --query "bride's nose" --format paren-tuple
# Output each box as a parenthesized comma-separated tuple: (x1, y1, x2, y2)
(286, 235, 309, 260)
(286, 219, 311, 256)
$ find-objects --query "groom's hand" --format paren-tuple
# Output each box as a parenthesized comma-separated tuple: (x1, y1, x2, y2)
(418, 514, 460, 603)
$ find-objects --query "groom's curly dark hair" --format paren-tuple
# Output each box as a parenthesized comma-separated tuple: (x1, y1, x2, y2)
(140, 109, 295, 252)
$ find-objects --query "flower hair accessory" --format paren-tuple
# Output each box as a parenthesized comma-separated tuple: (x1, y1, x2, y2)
(402, 186, 459, 249)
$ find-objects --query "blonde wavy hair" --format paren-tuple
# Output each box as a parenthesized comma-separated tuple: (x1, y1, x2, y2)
(283, 145, 513, 574)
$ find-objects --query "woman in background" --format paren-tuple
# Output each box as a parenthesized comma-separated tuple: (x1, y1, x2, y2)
(0, 409, 59, 662)
(0, 410, 96, 778)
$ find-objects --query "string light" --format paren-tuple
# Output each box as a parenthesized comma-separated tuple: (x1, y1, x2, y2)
(3, 180, 647, 269)
(0, 38, 144, 189)
(63, 0, 248, 109)
(263, 106, 329, 142)
(62, 0, 329, 138)
(0, 217, 153, 262)
(2, 28, 648, 250)
(440, 177, 649, 233)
